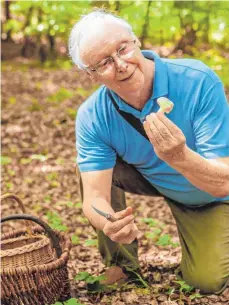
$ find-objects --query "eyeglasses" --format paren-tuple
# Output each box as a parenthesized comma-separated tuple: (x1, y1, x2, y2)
(87, 40, 137, 75)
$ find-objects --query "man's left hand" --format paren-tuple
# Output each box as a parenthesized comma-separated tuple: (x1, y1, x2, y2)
(143, 112, 187, 164)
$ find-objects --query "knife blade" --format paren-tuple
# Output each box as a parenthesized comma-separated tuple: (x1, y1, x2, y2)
(92, 205, 117, 222)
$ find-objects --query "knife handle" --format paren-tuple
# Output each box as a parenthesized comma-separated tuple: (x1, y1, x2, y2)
(106, 214, 118, 222)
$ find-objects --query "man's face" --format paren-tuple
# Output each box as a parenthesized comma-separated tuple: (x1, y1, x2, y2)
(80, 21, 146, 95)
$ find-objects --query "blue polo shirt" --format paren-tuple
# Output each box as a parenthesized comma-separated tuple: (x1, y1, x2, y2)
(76, 50, 229, 206)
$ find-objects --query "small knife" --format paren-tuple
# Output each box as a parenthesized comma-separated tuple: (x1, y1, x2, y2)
(92, 205, 117, 222)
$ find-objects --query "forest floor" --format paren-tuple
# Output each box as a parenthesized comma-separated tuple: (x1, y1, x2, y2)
(1, 57, 229, 305)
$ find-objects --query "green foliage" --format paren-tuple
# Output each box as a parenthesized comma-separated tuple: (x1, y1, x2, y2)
(45, 172, 60, 187)
(84, 239, 98, 247)
(75, 87, 91, 99)
(71, 235, 80, 245)
(50, 298, 85, 305)
(46, 172, 58, 181)
(6, 1, 91, 39)
(1, 156, 12, 165)
(75, 271, 106, 284)
(6, 182, 13, 190)
(8, 169, 16, 176)
(125, 267, 149, 288)
(43, 59, 72, 70)
(189, 292, 203, 300)
(28, 98, 42, 112)
(143, 217, 179, 248)
(46, 211, 68, 231)
(173, 280, 194, 294)
(66, 201, 82, 208)
(183, 49, 229, 87)
(74, 271, 111, 293)
(142, 217, 165, 228)
(48, 88, 74, 103)
(44, 194, 51, 203)
(3, 1, 229, 90)
(145, 228, 162, 240)
(156, 234, 179, 248)
(66, 107, 77, 119)
(166, 281, 203, 302)
(65, 299, 85, 305)
(20, 158, 32, 165)
(30, 154, 48, 161)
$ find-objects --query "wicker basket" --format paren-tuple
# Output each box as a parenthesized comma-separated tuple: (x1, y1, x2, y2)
(1, 194, 56, 269)
(1, 194, 72, 305)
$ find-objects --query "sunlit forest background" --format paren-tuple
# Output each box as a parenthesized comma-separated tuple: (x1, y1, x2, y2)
(1, 1, 229, 305)
(1, 0, 229, 86)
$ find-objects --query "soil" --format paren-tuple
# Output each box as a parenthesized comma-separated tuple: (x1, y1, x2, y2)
(1, 59, 229, 305)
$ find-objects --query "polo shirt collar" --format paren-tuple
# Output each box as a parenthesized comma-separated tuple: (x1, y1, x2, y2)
(109, 50, 168, 117)
(143, 50, 168, 99)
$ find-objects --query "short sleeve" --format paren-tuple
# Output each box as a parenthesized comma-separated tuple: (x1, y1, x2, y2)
(75, 114, 116, 172)
(193, 81, 229, 158)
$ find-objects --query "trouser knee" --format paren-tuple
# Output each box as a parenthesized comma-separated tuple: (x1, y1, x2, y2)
(183, 269, 227, 294)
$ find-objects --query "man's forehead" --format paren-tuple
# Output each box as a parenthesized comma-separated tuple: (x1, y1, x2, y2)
(80, 21, 131, 64)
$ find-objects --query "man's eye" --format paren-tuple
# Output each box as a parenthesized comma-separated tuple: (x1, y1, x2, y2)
(99, 59, 109, 67)
(119, 46, 126, 54)
(103, 60, 109, 66)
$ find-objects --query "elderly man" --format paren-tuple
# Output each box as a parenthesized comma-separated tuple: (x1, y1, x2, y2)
(69, 10, 229, 293)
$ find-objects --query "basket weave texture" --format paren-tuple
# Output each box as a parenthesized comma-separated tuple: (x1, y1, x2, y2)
(1, 232, 56, 269)
(1, 226, 72, 305)
(1, 194, 72, 305)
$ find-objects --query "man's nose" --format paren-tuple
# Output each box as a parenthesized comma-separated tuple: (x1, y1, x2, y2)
(114, 56, 128, 72)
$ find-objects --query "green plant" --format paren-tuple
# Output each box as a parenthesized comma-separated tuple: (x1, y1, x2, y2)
(66, 201, 82, 208)
(71, 235, 80, 245)
(28, 98, 42, 112)
(48, 88, 74, 103)
(189, 292, 203, 300)
(145, 228, 162, 240)
(1, 156, 12, 165)
(173, 280, 194, 294)
(20, 158, 32, 165)
(30, 154, 48, 162)
(84, 239, 98, 247)
(66, 107, 77, 119)
(75, 271, 106, 284)
(51, 298, 85, 305)
(125, 267, 149, 288)
(6, 182, 13, 190)
(156, 234, 179, 247)
(46, 172, 58, 181)
(46, 211, 68, 231)
(44, 195, 51, 203)
(143, 217, 179, 248)
(8, 169, 16, 176)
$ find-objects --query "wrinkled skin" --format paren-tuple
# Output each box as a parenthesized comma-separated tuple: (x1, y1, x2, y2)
(80, 20, 155, 111)
(102, 206, 139, 244)
(143, 112, 187, 164)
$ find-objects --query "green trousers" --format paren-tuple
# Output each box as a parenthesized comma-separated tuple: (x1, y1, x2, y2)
(78, 157, 229, 294)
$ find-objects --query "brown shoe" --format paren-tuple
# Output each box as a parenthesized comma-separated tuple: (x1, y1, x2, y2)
(100, 266, 128, 285)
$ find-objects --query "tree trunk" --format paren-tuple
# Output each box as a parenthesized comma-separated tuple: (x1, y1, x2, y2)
(114, 1, 120, 12)
(201, 2, 212, 44)
(21, 6, 37, 58)
(5, 0, 12, 41)
(140, 0, 152, 48)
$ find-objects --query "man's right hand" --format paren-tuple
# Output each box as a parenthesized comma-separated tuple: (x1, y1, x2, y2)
(103, 207, 139, 244)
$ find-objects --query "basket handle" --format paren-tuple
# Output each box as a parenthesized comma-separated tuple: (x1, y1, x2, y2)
(1, 214, 62, 258)
(1, 193, 32, 234)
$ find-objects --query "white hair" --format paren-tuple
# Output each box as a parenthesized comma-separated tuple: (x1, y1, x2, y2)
(68, 9, 134, 70)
